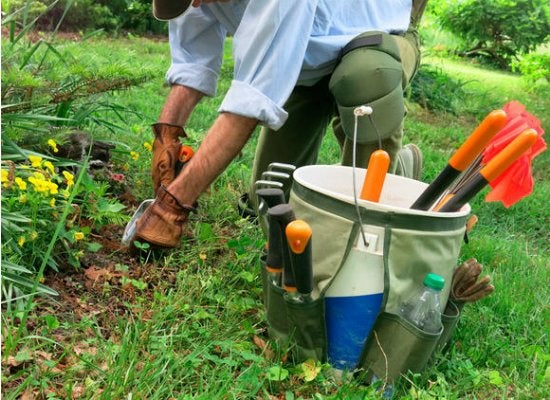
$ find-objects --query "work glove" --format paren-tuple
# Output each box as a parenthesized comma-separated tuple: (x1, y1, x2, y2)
(451, 258, 495, 303)
(151, 123, 187, 195)
(132, 185, 195, 249)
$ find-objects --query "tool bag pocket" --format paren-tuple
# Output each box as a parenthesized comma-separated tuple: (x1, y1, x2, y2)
(285, 299, 327, 362)
(437, 300, 462, 352)
(261, 254, 327, 361)
(261, 256, 292, 345)
(361, 312, 443, 382)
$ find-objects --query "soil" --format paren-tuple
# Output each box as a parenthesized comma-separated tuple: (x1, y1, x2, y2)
(38, 216, 183, 327)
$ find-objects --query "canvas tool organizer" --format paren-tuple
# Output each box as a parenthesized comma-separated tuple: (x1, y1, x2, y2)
(260, 165, 469, 383)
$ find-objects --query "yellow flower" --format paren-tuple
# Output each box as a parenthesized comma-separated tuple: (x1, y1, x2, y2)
(30, 231, 38, 241)
(74, 231, 85, 241)
(47, 139, 59, 153)
(48, 181, 58, 195)
(143, 142, 153, 152)
(130, 151, 140, 161)
(15, 177, 27, 190)
(43, 161, 55, 174)
(29, 155, 43, 168)
(1, 169, 8, 183)
(28, 175, 49, 193)
(63, 170, 75, 187)
(50, 198, 56, 207)
(19, 194, 28, 203)
(18, 236, 26, 247)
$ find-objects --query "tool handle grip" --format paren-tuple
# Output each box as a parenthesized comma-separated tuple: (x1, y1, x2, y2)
(286, 220, 313, 295)
(257, 188, 285, 209)
(480, 129, 538, 182)
(265, 213, 283, 273)
(410, 165, 459, 210)
(438, 176, 486, 212)
(448, 109, 507, 171)
(440, 129, 538, 212)
(268, 204, 297, 292)
(360, 150, 390, 202)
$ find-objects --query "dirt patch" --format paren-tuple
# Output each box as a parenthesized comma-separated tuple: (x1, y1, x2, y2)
(38, 223, 181, 325)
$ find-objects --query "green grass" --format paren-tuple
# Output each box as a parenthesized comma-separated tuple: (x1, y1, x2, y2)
(2, 34, 549, 400)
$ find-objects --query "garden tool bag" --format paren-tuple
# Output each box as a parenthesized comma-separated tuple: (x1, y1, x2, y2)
(260, 165, 469, 383)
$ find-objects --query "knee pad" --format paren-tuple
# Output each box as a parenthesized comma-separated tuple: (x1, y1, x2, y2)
(329, 31, 405, 144)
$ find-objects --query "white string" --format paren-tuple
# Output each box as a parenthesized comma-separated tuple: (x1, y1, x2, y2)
(352, 105, 373, 247)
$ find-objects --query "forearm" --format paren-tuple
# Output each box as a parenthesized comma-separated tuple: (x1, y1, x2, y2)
(168, 112, 259, 205)
(158, 84, 205, 127)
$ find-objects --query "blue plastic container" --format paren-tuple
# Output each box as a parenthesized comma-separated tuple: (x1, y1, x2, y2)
(324, 246, 384, 371)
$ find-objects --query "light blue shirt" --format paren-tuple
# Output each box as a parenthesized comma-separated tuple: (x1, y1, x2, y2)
(167, 0, 412, 130)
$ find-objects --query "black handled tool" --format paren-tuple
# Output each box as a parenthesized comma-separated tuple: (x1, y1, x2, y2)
(411, 110, 507, 210)
(267, 204, 297, 295)
(286, 219, 313, 302)
(438, 129, 538, 212)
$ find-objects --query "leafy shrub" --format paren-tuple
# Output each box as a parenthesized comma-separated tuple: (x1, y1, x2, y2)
(512, 51, 550, 87)
(5, 0, 166, 34)
(7, 0, 118, 32)
(115, 0, 167, 35)
(409, 65, 468, 114)
(434, 0, 550, 68)
(0, 138, 132, 305)
(1, 1, 152, 306)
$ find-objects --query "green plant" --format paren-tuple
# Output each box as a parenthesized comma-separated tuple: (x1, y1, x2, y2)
(0, 2, 155, 308)
(435, 0, 550, 69)
(7, 0, 118, 32)
(409, 64, 468, 114)
(512, 51, 550, 87)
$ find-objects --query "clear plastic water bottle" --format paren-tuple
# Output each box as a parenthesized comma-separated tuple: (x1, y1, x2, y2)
(398, 273, 445, 333)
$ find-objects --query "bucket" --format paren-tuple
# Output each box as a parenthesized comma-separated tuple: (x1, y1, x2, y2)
(288, 165, 470, 371)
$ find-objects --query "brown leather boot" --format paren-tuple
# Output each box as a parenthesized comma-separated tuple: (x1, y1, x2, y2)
(152, 123, 187, 195)
(132, 185, 195, 248)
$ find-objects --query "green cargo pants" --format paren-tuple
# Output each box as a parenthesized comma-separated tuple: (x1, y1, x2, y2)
(249, 31, 420, 201)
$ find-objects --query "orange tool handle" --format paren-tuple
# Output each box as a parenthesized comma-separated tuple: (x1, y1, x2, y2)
(448, 109, 507, 171)
(285, 220, 312, 254)
(360, 150, 390, 202)
(480, 129, 538, 182)
(179, 145, 194, 163)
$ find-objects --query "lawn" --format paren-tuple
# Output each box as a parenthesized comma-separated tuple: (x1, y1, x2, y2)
(1, 34, 549, 400)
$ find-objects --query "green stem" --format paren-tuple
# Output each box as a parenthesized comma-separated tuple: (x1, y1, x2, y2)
(13, 154, 91, 352)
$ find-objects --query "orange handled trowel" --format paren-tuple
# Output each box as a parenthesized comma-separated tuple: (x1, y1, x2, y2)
(121, 145, 194, 246)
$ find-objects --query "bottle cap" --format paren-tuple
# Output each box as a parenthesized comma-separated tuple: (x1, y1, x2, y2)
(423, 273, 445, 290)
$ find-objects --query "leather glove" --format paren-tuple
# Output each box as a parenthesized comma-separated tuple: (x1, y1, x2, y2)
(451, 258, 495, 303)
(132, 185, 195, 249)
(151, 123, 187, 195)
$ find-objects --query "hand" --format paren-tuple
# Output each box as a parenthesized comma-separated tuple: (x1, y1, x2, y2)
(151, 123, 186, 195)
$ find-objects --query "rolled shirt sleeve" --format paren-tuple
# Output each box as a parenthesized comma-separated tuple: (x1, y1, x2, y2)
(219, 1, 317, 129)
(166, 7, 227, 97)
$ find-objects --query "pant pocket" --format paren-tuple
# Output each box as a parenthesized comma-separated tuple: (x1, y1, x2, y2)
(285, 299, 326, 363)
(360, 312, 442, 382)
(437, 300, 462, 352)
